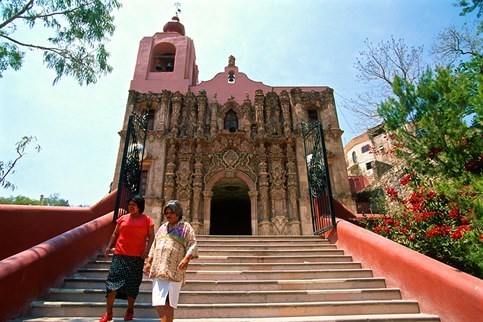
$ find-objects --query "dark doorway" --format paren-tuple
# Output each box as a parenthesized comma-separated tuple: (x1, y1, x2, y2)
(210, 178, 251, 235)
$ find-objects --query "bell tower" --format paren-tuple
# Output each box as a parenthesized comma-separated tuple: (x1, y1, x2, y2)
(130, 15, 198, 93)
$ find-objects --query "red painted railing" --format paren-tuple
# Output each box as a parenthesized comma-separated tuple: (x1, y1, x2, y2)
(0, 192, 117, 320)
(327, 218, 483, 322)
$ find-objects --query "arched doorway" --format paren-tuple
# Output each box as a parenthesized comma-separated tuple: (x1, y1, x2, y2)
(210, 177, 251, 235)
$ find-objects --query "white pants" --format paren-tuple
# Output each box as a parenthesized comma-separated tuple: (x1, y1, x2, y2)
(152, 277, 182, 308)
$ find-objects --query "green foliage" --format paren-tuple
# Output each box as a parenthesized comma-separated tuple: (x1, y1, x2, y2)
(0, 0, 121, 85)
(0, 193, 70, 206)
(365, 53, 483, 277)
(0, 136, 41, 190)
(378, 65, 483, 182)
(457, 0, 483, 18)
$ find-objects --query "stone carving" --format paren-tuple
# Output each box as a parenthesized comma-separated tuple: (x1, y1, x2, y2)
(124, 86, 350, 236)
(271, 215, 288, 235)
(228, 55, 236, 66)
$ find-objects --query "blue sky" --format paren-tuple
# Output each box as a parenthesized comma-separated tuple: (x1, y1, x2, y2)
(0, 0, 477, 206)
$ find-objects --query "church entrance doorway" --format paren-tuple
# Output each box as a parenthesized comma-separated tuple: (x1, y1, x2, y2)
(210, 178, 251, 235)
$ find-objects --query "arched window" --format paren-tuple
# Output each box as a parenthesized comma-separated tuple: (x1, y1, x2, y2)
(351, 151, 357, 163)
(151, 43, 176, 72)
(228, 70, 235, 83)
(224, 109, 238, 132)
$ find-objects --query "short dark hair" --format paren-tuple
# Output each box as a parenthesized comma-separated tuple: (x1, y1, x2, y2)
(128, 194, 145, 213)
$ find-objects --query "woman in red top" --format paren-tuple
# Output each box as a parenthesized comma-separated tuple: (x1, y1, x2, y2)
(99, 195, 155, 322)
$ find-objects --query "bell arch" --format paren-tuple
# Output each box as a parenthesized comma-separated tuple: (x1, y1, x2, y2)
(203, 170, 258, 235)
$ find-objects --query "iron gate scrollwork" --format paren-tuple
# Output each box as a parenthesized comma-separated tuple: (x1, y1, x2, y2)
(301, 121, 336, 235)
(114, 113, 148, 220)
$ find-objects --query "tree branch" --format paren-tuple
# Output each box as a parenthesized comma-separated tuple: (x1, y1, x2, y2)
(0, 0, 35, 30)
(17, 1, 97, 20)
(0, 33, 67, 57)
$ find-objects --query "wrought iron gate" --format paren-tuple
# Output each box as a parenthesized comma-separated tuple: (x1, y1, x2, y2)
(301, 121, 336, 235)
(114, 113, 148, 220)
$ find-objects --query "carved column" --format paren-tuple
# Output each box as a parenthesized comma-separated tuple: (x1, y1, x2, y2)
(171, 92, 182, 135)
(159, 90, 170, 131)
(209, 99, 219, 137)
(202, 191, 213, 235)
(163, 138, 177, 203)
(257, 142, 270, 235)
(269, 144, 287, 235)
(248, 190, 258, 235)
(280, 90, 292, 135)
(254, 89, 265, 135)
(286, 140, 301, 235)
(196, 94, 207, 137)
(191, 143, 203, 233)
(176, 143, 193, 220)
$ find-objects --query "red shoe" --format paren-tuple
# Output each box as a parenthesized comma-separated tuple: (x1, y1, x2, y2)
(124, 309, 134, 321)
(99, 313, 113, 322)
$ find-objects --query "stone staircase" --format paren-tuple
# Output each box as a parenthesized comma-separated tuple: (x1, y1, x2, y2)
(13, 235, 440, 321)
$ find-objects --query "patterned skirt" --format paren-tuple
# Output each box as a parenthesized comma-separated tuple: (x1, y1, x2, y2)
(106, 254, 144, 300)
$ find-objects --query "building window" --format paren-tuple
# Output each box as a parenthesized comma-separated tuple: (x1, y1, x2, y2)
(151, 43, 176, 72)
(361, 144, 371, 153)
(351, 151, 357, 163)
(146, 109, 155, 130)
(366, 162, 373, 170)
(228, 70, 235, 83)
(308, 109, 318, 123)
(224, 109, 238, 132)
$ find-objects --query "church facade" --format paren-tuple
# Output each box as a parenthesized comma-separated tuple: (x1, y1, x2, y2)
(112, 16, 354, 236)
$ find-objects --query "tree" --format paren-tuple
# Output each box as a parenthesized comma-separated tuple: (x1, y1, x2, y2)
(432, 23, 482, 66)
(456, 0, 483, 18)
(349, 37, 426, 129)
(378, 65, 482, 181)
(0, 0, 122, 85)
(0, 193, 70, 206)
(0, 136, 41, 190)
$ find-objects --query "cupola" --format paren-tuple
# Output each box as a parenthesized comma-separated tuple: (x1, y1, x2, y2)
(163, 15, 185, 36)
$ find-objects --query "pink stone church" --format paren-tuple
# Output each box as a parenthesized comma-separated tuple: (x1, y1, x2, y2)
(112, 15, 354, 236)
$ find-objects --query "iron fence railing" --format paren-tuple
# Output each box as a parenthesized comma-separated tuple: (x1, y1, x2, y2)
(114, 113, 147, 220)
(301, 121, 335, 234)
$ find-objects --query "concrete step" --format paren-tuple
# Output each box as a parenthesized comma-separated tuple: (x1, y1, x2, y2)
(93, 254, 354, 264)
(13, 235, 440, 322)
(62, 277, 388, 291)
(75, 268, 373, 280)
(11, 313, 442, 322)
(47, 287, 402, 303)
(28, 299, 423, 319)
(197, 249, 345, 256)
(195, 243, 337, 250)
(196, 235, 326, 241)
(86, 261, 361, 271)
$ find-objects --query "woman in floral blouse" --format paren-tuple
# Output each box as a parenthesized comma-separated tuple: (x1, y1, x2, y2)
(144, 199, 198, 322)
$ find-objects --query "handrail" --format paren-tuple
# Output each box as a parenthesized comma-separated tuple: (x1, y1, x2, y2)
(327, 218, 483, 322)
(0, 207, 116, 320)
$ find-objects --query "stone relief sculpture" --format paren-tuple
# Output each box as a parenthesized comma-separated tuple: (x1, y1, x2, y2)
(126, 85, 344, 236)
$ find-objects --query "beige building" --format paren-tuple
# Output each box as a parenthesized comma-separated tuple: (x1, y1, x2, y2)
(344, 123, 394, 194)
(113, 16, 354, 236)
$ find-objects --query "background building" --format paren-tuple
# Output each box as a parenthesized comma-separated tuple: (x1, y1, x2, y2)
(344, 123, 395, 212)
